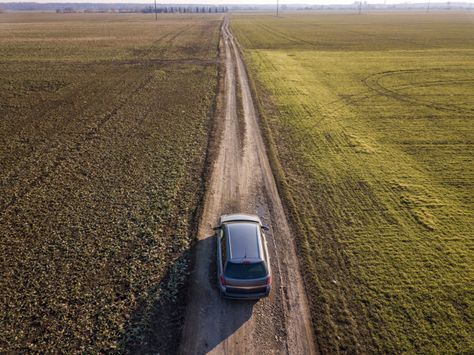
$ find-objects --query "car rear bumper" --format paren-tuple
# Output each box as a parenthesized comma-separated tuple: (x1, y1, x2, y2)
(220, 285, 271, 299)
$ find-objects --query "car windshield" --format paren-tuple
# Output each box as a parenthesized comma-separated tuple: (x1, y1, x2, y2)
(225, 261, 267, 279)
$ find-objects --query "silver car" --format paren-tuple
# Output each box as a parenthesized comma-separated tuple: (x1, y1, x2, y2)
(214, 213, 272, 299)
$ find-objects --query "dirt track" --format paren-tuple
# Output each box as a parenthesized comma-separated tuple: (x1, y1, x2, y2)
(179, 17, 316, 354)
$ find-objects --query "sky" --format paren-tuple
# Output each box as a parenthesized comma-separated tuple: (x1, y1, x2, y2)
(0, 0, 468, 4)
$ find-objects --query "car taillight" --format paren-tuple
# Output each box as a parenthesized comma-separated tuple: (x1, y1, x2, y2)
(220, 275, 226, 286)
(266, 275, 272, 285)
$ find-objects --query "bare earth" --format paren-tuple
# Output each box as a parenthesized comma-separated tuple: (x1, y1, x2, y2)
(179, 17, 316, 355)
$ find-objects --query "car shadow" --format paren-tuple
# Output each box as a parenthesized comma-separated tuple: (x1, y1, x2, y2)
(198, 234, 256, 353)
(117, 242, 192, 354)
(118, 234, 255, 354)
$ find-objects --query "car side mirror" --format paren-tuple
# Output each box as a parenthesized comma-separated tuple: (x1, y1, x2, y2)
(262, 225, 269, 231)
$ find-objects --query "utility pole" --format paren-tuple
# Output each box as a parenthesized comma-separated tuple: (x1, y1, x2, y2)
(154, 0, 157, 20)
(426, 0, 430, 12)
(276, 0, 279, 17)
(358, 1, 362, 14)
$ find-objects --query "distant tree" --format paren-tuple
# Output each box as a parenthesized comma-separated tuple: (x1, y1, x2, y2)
(139, 5, 230, 14)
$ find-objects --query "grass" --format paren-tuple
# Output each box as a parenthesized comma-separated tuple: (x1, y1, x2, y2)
(232, 12, 474, 354)
(0, 12, 222, 353)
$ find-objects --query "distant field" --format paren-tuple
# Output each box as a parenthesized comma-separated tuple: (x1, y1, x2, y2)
(233, 12, 474, 353)
(0, 13, 221, 352)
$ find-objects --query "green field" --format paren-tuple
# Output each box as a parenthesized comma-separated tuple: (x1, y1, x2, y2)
(0, 13, 221, 353)
(232, 12, 474, 353)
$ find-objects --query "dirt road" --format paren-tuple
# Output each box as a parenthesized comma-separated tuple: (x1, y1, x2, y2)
(179, 17, 316, 354)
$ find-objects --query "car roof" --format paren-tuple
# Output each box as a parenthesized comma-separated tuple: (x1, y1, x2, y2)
(220, 213, 262, 225)
(225, 222, 262, 262)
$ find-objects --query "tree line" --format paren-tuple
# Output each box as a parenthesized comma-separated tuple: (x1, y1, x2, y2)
(142, 6, 228, 13)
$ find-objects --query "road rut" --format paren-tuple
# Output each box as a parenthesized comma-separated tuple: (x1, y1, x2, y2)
(179, 16, 316, 355)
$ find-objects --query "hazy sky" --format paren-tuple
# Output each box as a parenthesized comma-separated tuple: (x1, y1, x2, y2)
(0, 0, 466, 4)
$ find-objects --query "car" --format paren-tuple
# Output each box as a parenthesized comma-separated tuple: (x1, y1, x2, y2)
(214, 213, 272, 299)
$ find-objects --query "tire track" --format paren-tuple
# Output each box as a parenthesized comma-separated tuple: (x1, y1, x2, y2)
(363, 68, 474, 114)
(0, 21, 208, 217)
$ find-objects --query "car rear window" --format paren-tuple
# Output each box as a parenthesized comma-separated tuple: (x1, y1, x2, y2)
(225, 261, 267, 279)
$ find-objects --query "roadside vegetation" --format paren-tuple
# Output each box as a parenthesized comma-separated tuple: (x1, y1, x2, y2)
(232, 12, 474, 353)
(0, 12, 221, 353)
